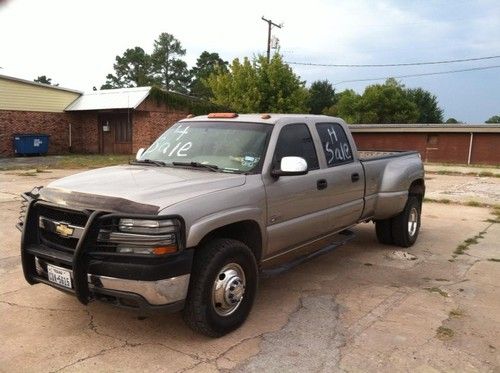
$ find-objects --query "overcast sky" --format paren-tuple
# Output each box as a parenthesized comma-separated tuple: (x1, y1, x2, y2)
(1, 0, 499, 122)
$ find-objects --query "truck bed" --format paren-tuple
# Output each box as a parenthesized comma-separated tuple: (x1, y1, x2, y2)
(358, 150, 419, 161)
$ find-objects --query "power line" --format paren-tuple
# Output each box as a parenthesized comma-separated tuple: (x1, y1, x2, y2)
(286, 54, 500, 68)
(332, 64, 500, 85)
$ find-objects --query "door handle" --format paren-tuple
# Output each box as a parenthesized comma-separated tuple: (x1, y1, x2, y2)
(317, 179, 328, 190)
(351, 173, 360, 182)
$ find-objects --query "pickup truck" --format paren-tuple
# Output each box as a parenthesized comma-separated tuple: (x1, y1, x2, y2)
(18, 113, 425, 337)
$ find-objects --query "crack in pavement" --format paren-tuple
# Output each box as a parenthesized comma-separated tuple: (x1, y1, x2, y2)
(235, 295, 344, 373)
(0, 300, 79, 312)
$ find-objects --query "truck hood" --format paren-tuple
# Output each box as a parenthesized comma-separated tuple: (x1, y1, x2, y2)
(39, 165, 246, 214)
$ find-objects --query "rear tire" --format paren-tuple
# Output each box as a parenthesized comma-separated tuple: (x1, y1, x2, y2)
(375, 219, 393, 245)
(182, 238, 258, 337)
(391, 196, 421, 248)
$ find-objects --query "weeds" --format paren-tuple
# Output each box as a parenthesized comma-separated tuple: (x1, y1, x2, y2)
(425, 287, 449, 297)
(449, 309, 464, 318)
(436, 326, 454, 340)
(488, 258, 500, 262)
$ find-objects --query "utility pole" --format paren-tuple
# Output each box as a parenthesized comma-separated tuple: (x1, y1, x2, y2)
(261, 16, 282, 62)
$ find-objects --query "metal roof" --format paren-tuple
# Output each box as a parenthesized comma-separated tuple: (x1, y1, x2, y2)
(65, 87, 151, 111)
(0, 73, 83, 94)
(349, 123, 500, 133)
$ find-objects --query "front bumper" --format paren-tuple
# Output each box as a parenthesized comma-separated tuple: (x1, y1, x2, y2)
(20, 194, 192, 312)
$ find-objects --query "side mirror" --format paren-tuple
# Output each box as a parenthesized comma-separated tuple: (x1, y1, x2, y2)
(135, 148, 145, 160)
(271, 156, 308, 177)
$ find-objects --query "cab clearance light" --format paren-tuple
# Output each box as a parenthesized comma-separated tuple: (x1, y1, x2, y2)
(208, 112, 238, 118)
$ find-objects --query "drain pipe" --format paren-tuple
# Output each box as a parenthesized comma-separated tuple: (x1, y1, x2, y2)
(69, 123, 72, 152)
(467, 132, 473, 165)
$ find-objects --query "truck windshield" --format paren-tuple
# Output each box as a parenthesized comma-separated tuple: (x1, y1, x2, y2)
(139, 121, 272, 173)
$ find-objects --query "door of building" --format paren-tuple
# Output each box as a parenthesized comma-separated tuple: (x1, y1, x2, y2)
(99, 113, 132, 154)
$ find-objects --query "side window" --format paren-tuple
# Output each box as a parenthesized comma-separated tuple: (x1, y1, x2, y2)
(274, 123, 319, 170)
(315, 123, 354, 167)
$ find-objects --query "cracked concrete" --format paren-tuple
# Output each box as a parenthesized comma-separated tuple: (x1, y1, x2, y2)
(1, 169, 499, 372)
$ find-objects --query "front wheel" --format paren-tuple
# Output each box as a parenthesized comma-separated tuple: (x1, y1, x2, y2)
(391, 196, 422, 247)
(182, 238, 258, 337)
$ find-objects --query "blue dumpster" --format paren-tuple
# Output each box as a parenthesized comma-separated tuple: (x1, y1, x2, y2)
(13, 134, 50, 155)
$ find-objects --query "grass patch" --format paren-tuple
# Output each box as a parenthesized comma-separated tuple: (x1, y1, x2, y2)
(453, 231, 487, 256)
(488, 258, 500, 262)
(363, 263, 373, 266)
(436, 326, 454, 340)
(449, 309, 464, 318)
(424, 197, 451, 204)
(0, 154, 132, 171)
(454, 244, 469, 255)
(435, 278, 449, 282)
(465, 200, 484, 207)
(425, 287, 449, 297)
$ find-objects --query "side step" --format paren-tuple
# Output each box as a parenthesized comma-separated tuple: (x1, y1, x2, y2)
(261, 230, 356, 278)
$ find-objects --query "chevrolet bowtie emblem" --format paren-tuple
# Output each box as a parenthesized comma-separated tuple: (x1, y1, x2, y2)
(55, 223, 74, 238)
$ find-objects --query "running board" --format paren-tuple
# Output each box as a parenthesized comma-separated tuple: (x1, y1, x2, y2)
(260, 230, 356, 278)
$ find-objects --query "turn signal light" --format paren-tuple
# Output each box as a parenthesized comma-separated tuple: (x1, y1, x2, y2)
(208, 112, 238, 118)
(152, 245, 178, 255)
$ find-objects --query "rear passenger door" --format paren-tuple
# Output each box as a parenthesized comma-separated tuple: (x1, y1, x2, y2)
(314, 122, 365, 229)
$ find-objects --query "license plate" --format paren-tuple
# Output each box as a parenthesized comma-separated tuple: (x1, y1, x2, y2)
(47, 264, 72, 289)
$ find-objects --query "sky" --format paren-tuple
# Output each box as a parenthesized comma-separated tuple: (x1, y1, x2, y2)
(0, 0, 499, 123)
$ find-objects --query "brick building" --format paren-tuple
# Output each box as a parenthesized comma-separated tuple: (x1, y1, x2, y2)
(351, 124, 500, 165)
(0, 74, 217, 157)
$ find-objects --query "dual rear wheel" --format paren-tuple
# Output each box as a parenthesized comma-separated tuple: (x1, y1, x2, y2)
(375, 195, 422, 247)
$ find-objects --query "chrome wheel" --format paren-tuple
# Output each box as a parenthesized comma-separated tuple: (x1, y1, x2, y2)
(212, 263, 246, 316)
(408, 207, 418, 237)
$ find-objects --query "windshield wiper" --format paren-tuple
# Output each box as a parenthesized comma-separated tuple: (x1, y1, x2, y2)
(172, 161, 220, 172)
(131, 159, 167, 167)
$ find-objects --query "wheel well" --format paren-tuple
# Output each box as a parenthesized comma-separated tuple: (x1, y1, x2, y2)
(409, 179, 425, 200)
(198, 220, 263, 261)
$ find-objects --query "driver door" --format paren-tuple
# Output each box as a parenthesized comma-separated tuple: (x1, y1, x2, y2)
(263, 123, 327, 260)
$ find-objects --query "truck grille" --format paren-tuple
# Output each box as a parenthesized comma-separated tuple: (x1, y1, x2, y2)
(36, 204, 90, 253)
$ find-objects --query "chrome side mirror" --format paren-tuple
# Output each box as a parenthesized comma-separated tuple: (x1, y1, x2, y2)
(271, 156, 308, 177)
(135, 148, 145, 160)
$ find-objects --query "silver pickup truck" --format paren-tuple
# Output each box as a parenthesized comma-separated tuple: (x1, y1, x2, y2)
(18, 113, 424, 336)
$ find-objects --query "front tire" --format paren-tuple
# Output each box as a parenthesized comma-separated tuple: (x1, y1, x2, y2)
(391, 196, 422, 247)
(182, 238, 258, 337)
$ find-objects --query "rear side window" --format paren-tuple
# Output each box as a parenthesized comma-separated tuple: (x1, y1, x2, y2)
(274, 123, 319, 170)
(315, 123, 354, 166)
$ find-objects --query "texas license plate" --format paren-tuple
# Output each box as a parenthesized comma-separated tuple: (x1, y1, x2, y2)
(47, 264, 72, 289)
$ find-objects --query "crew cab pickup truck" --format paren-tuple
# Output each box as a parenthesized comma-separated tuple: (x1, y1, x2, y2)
(18, 114, 425, 337)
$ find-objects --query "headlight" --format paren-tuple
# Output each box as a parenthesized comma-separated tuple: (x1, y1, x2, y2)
(118, 218, 178, 234)
(97, 218, 182, 256)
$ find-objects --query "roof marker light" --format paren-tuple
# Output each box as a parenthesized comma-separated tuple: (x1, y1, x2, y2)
(208, 113, 238, 118)
(261, 114, 271, 119)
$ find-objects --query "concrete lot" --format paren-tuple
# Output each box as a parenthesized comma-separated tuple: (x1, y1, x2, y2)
(0, 169, 499, 372)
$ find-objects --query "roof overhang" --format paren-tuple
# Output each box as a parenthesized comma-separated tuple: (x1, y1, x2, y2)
(349, 124, 500, 133)
(65, 87, 151, 111)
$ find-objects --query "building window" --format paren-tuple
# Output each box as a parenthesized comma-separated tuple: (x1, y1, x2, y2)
(427, 134, 439, 148)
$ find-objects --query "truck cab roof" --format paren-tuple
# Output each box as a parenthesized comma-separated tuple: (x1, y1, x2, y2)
(179, 113, 346, 125)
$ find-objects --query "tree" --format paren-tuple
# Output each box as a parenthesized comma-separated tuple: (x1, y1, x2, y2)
(308, 80, 336, 114)
(485, 115, 500, 123)
(445, 117, 461, 124)
(206, 54, 309, 113)
(34, 75, 57, 86)
(101, 47, 156, 89)
(151, 33, 190, 93)
(323, 89, 361, 123)
(358, 79, 419, 123)
(189, 51, 228, 98)
(405, 87, 443, 123)
(325, 79, 419, 124)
